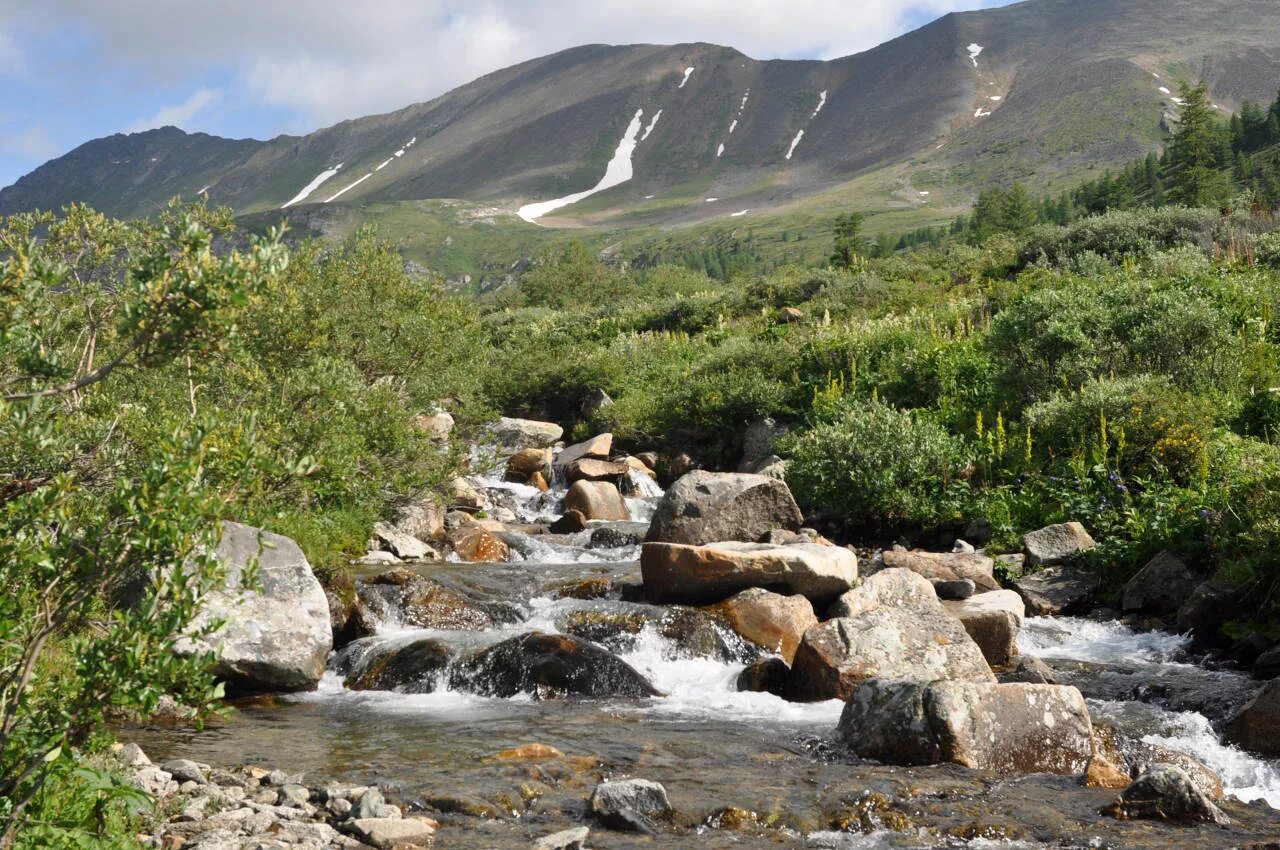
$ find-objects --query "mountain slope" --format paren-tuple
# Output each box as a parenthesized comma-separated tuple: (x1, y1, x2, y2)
(5, 0, 1280, 228)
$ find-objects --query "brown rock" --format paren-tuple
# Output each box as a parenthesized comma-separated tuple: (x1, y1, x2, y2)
(530, 470, 550, 492)
(452, 527, 511, 562)
(359, 571, 492, 630)
(625, 455, 657, 477)
(555, 433, 613, 472)
(496, 743, 564, 761)
(564, 481, 630, 522)
(941, 589, 1025, 667)
(1085, 755, 1133, 790)
(567, 458, 630, 482)
(709, 588, 817, 663)
(507, 447, 552, 482)
(549, 510, 588, 534)
(642, 541, 857, 606)
(881, 550, 1000, 593)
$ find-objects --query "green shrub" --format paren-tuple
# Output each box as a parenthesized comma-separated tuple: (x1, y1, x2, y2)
(1017, 206, 1218, 269)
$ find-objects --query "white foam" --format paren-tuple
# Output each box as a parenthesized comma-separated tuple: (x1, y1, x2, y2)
(730, 209, 750, 217)
(1139, 708, 1280, 806)
(325, 172, 372, 203)
(517, 109, 647, 223)
(644, 194, 655, 199)
(1018, 617, 1191, 664)
(678, 66, 695, 89)
(716, 143, 725, 158)
(967, 43, 984, 68)
(919, 190, 930, 195)
(282, 164, 342, 208)
(641, 109, 663, 141)
(739, 90, 750, 111)
(811, 89, 828, 119)
(785, 129, 805, 160)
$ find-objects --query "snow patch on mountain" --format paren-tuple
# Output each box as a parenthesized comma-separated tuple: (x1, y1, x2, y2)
(729, 119, 738, 134)
(717, 143, 725, 158)
(678, 67, 695, 89)
(282, 164, 343, 208)
(967, 44, 984, 67)
(811, 90, 828, 119)
(974, 107, 992, 118)
(326, 172, 372, 203)
(786, 129, 805, 160)
(517, 109, 647, 223)
(641, 109, 663, 141)
(730, 209, 750, 217)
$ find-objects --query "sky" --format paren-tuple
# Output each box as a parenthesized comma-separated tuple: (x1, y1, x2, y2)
(0, 0, 1013, 189)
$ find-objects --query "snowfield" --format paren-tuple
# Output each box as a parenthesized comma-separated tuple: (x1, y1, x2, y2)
(517, 109, 647, 223)
(282, 164, 343, 208)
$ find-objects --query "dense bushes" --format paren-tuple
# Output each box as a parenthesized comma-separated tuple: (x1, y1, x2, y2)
(1017, 206, 1218, 268)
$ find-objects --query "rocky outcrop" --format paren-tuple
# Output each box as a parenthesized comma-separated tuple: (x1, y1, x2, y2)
(490, 417, 563, 449)
(1014, 566, 1100, 615)
(787, 606, 994, 702)
(564, 480, 631, 521)
(451, 633, 661, 698)
(178, 522, 332, 693)
(942, 589, 1025, 667)
(1022, 522, 1096, 567)
(1101, 766, 1229, 825)
(708, 588, 817, 663)
(641, 541, 857, 606)
(880, 550, 1000, 593)
(1121, 551, 1198, 615)
(646, 471, 804, 545)
(1225, 679, 1280, 755)
(835, 679, 1094, 775)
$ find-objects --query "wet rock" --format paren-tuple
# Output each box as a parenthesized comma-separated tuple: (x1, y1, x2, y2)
(1022, 522, 1096, 567)
(530, 470, 551, 492)
(450, 526, 511, 562)
(451, 633, 661, 698)
(942, 589, 1025, 667)
(372, 521, 432, 561)
(358, 569, 492, 630)
(933, 579, 976, 600)
(1177, 579, 1243, 636)
(534, 826, 591, 850)
(1085, 755, 1133, 789)
(881, 550, 1000, 593)
(177, 522, 332, 693)
(1000, 655, 1058, 685)
(564, 480, 631, 521)
(646, 471, 804, 546)
(1121, 551, 1198, 615)
(450, 476, 488, 511)
(787, 606, 994, 702)
(496, 743, 563, 761)
(737, 657, 790, 696)
(554, 433, 613, 474)
(1255, 645, 1280, 680)
(1226, 679, 1280, 755)
(489, 417, 563, 450)
(641, 541, 857, 606)
(588, 522, 649, 549)
(549, 576, 613, 600)
(506, 447, 553, 482)
(549, 510, 588, 534)
(344, 816, 437, 848)
(1101, 766, 1229, 825)
(708, 587, 817, 663)
(344, 637, 455, 692)
(567, 457, 630, 483)
(658, 606, 743, 661)
(738, 417, 788, 473)
(829, 568, 938, 619)
(1014, 566, 1100, 615)
(836, 680, 1094, 775)
(590, 778, 671, 833)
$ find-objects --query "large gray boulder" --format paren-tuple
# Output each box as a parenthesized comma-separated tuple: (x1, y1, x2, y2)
(1022, 521, 1096, 567)
(641, 541, 856, 606)
(1101, 766, 1229, 825)
(589, 778, 671, 833)
(179, 522, 332, 693)
(1014, 566, 1100, 616)
(1121, 551, 1198, 615)
(489, 417, 563, 449)
(880, 550, 1000, 593)
(942, 589, 1025, 667)
(646, 471, 804, 545)
(829, 568, 939, 619)
(787, 605, 994, 702)
(738, 417, 788, 473)
(1176, 579, 1243, 635)
(1225, 679, 1280, 755)
(836, 679, 1094, 776)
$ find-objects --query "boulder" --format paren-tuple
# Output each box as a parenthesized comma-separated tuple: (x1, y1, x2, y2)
(942, 589, 1025, 667)
(737, 657, 790, 695)
(1022, 522, 1096, 567)
(345, 817, 437, 848)
(738, 417, 788, 473)
(641, 541, 857, 606)
(390, 497, 445, 543)
(564, 480, 631, 522)
(411, 410, 454, 441)
(708, 588, 817, 663)
(1014, 566, 1100, 616)
(1085, 754, 1134, 790)
(1176, 579, 1243, 635)
(357, 568, 492, 631)
(1225, 679, 1280, 755)
(787, 607, 995, 703)
(554, 433, 614, 473)
(881, 550, 1000, 593)
(835, 679, 1094, 775)
(590, 779, 671, 833)
(549, 510, 588, 534)
(1121, 551, 1198, 615)
(506, 447, 552, 482)
(372, 521, 432, 561)
(345, 637, 455, 693)
(450, 527, 511, 562)
(1101, 766, 1229, 825)
(999, 655, 1058, 685)
(933, 579, 975, 600)
(567, 458, 630, 483)
(827, 568, 939, 619)
(179, 522, 331, 693)
(588, 522, 650, 549)
(451, 633, 661, 699)
(450, 477, 488, 511)
(489, 417, 563, 450)
(535, 826, 591, 850)
(646, 471, 804, 546)
(1254, 645, 1280, 680)
(623, 456, 656, 477)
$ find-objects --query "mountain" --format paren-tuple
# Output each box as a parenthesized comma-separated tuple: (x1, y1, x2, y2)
(5, 0, 1280, 234)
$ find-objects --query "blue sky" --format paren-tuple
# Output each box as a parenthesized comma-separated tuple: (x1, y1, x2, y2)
(0, 0, 1013, 189)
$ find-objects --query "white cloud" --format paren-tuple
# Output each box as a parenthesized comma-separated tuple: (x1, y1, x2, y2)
(127, 88, 221, 133)
(18, 1, 992, 131)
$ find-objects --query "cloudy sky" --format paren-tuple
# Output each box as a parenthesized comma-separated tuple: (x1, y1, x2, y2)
(0, 0, 1012, 188)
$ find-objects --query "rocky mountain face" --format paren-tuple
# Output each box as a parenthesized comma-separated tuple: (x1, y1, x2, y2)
(4, 0, 1280, 226)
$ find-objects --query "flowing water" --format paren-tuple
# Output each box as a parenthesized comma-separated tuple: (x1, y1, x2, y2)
(128, 470, 1280, 847)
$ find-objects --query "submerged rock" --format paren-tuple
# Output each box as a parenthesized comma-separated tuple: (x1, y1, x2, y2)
(178, 522, 332, 693)
(836, 679, 1094, 776)
(588, 522, 649, 549)
(1101, 766, 1229, 825)
(451, 633, 661, 698)
(357, 568, 492, 631)
(590, 778, 671, 833)
(1014, 566, 1100, 615)
(881, 550, 1000, 593)
(942, 589, 1025, 667)
(1022, 522, 1096, 567)
(646, 471, 804, 545)
(641, 541, 857, 606)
